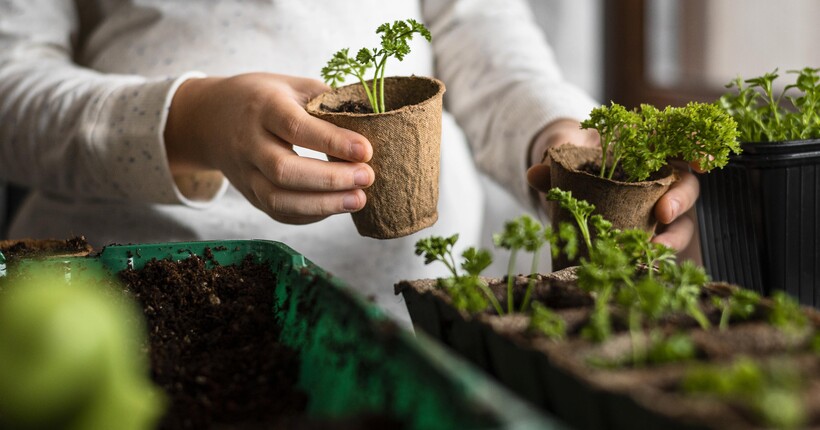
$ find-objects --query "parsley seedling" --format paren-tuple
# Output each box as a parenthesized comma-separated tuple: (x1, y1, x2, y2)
(493, 215, 548, 313)
(415, 235, 503, 314)
(720, 67, 820, 142)
(321, 19, 431, 113)
(581, 102, 740, 181)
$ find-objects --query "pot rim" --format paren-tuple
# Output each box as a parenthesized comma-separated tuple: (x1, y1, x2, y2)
(306, 75, 445, 118)
(549, 144, 678, 188)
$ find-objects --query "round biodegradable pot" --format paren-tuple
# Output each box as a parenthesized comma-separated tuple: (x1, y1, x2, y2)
(548, 144, 677, 268)
(307, 76, 445, 239)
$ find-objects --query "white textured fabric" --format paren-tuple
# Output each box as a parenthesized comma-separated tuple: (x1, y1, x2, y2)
(0, 0, 597, 325)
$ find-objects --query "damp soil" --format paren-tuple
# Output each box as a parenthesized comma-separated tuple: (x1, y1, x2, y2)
(0, 236, 92, 261)
(398, 271, 820, 429)
(320, 100, 375, 114)
(578, 161, 672, 183)
(118, 252, 401, 430)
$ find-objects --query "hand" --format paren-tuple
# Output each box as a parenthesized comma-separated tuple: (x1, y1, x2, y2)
(525, 119, 600, 221)
(651, 161, 702, 263)
(164, 73, 375, 224)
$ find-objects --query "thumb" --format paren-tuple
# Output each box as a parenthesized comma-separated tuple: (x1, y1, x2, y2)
(527, 163, 552, 193)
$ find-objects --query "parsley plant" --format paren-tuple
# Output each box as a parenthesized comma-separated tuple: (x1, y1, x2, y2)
(321, 19, 431, 113)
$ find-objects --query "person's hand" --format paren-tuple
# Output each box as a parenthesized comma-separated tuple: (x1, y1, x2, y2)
(164, 73, 374, 224)
(525, 118, 600, 210)
(651, 161, 702, 263)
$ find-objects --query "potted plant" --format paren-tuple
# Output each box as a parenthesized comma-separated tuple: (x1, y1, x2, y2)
(698, 67, 820, 305)
(546, 102, 740, 268)
(397, 189, 820, 430)
(307, 19, 445, 239)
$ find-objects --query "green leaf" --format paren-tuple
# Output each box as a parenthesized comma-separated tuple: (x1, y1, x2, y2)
(529, 302, 566, 340)
(461, 247, 493, 277)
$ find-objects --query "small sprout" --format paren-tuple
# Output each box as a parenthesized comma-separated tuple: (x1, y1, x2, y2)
(544, 222, 579, 261)
(712, 288, 760, 330)
(493, 215, 546, 313)
(415, 234, 460, 278)
(768, 291, 808, 332)
(661, 260, 711, 330)
(415, 235, 503, 315)
(683, 358, 806, 430)
(321, 19, 431, 113)
(547, 188, 595, 250)
(529, 302, 566, 340)
(581, 297, 612, 343)
(645, 332, 696, 365)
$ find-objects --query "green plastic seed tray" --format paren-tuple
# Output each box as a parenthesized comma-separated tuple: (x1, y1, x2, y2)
(0, 240, 565, 430)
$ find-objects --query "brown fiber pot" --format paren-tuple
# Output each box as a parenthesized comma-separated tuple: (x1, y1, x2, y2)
(307, 76, 445, 239)
(548, 144, 677, 268)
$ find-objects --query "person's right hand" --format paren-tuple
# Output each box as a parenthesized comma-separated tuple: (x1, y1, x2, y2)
(164, 73, 374, 224)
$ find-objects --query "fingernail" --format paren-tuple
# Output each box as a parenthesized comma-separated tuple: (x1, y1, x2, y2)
(668, 199, 680, 219)
(350, 143, 366, 161)
(354, 169, 371, 187)
(343, 193, 361, 211)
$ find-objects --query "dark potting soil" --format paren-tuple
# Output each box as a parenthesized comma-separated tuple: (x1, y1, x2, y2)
(0, 236, 92, 261)
(120, 253, 401, 430)
(320, 101, 374, 114)
(578, 161, 672, 183)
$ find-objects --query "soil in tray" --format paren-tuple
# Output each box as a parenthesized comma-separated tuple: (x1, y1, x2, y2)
(0, 236, 92, 261)
(119, 252, 400, 430)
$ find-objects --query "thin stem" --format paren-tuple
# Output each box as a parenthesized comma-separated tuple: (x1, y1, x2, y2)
(574, 214, 592, 252)
(477, 280, 504, 315)
(689, 302, 711, 330)
(445, 251, 460, 280)
(377, 56, 388, 113)
(506, 249, 518, 314)
(354, 72, 379, 113)
(629, 308, 644, 366)
(519, 249, 541, 312)
(719, 300, 731, 331)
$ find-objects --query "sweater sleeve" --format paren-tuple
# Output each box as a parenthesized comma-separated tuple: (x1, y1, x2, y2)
(422, 0, 599, 209)
(0, 1, 226, 206)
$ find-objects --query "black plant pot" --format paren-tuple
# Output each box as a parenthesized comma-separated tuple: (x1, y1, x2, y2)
(697, 138, 820, 305)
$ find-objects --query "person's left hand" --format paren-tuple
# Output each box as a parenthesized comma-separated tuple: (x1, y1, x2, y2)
(526, 119, 702, 260)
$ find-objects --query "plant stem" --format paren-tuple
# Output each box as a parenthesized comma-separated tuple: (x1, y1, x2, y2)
(629, 308, 644, 366)
(719, 300, 731, 331)
(506, 249, 518, 314)
(377, 56, 388, 113)
(519, 249, 541, 313)
(689, 303, 711, 330)
(477, 281, 504, 315)
(445, 251, 460, 280)
(354, 72, 379, 113)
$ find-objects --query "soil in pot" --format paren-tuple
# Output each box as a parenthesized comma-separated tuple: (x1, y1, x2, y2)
(400, 271, 820, 430)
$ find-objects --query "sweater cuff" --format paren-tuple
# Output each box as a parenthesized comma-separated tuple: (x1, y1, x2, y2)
(89, 71, 228, 207)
